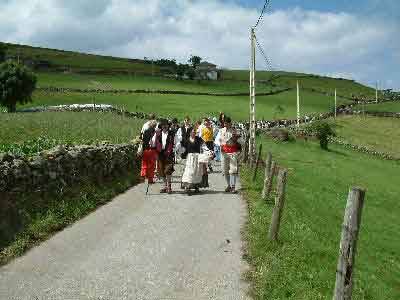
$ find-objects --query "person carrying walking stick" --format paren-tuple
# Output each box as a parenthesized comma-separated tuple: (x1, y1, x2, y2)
(140, 120, 158, 188)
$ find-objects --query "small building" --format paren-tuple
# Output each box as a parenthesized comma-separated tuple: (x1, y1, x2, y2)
(196, 61, 218, 80)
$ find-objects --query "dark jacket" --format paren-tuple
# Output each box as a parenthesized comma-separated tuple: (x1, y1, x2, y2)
(156, 130, 175, 160)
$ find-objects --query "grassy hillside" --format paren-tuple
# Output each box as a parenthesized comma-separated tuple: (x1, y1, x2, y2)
(36, 72, 276, 94)
(1, 42, 160, 74)
(0, 112, 142, 155)
(242, 138, 400, 299)
(224, 70, 376, 99)
(1, 41, 380, 121)
(334, 115, 400, 159)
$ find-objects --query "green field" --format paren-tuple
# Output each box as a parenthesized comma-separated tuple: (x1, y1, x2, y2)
(224, 70, 376, 99)
(354, 101, 400, 113)
(0, 112, 142, 155)
(334, 115, 400, 159)
(242, 138, 400, 299)
(36, 72, 275, 94)
(25, 88, 352, 121)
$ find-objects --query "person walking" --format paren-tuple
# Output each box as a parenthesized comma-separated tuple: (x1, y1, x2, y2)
(156, 119, 175, 194)
(219, 117, 241, 193)
(140, 120, 158, 184)
(201, 118, 214, 172)
(181, 128, 213, 195)
(176, 116, 192, 159)
(140, 113, 157, 138)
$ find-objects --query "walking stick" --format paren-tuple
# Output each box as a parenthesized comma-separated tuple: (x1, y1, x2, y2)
(145, 181, 150, 195)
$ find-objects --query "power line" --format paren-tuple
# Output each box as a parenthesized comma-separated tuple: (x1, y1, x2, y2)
(254, 0, 272, 29)
(255, 34, 273, 71)
(254, 34, 281, 84)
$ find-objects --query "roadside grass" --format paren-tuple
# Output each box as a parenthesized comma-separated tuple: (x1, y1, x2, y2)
(24, 89, 351, 121)
(241, 138, 400, 299)
(0, 171, 139, 266)
(334, 115, 400, 159)
(353, 101, 400, 113)
(0, 112, 142, 155)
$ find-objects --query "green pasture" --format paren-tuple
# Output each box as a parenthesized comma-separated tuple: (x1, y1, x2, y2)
(353, 101, 400, 113)
(242, 137, 400, 299)
(334, 115, 400, 159)
(36, 72, 275, 94)
(0, 112, 142, 155)
(25, 89, 351, 121)
(224, 70, 376, 99)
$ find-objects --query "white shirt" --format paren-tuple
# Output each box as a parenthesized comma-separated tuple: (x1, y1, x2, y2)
(161, 131, 168, 150)
(141, 120, 153, 135)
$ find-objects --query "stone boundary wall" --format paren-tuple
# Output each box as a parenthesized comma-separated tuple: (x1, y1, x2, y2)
(0, 143, 138, 194)
(328, 137, 399, 161)
(36, 86, 291, 97)
(350, 110, 400, 118)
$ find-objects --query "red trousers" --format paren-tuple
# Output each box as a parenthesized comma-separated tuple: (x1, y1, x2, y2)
(141, 149, 158, 181)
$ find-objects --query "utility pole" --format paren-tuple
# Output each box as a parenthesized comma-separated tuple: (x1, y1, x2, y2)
(375, 81, 378, 103)
(249, 27, 256, 166)
(335, 88, 337, 118)
(296, 80, 300, 127)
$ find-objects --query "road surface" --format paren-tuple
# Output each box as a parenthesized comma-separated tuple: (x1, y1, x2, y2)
(0, 162, 250, 299)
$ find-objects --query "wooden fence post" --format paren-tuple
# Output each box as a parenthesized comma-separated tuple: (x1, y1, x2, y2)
(268, 168, 288, 241)
(262, 152, 272, 199)
(243, 132, 249, 164)
(263, 160, 276, 200)
(252, 144, 263, 182)
(333, 187, 366, 300)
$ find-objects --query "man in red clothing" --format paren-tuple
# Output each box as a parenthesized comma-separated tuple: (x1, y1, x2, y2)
(140, 120, 158, 184)
(219, 117, 241, 193)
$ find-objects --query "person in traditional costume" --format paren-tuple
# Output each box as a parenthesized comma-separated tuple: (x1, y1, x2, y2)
(181, 128, 213, 195)
(201, 118, 214, 172)
(156, 119, 176, 194)
(140, 120, 158, 184)
(176, 116, 192, 159)
(219, 117, 241, 193)
(140, 113, 157, 138)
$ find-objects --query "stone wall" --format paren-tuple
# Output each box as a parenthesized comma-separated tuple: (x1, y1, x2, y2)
(0, 143, 138, 194)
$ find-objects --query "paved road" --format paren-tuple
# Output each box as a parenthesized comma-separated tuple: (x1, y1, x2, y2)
(0, 162, 250, 300)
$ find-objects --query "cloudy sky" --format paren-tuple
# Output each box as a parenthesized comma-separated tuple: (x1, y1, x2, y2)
(0, 0, 399, 90)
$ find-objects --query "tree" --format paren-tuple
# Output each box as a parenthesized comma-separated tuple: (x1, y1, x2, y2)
(0, 44, 6, 63)
(0, 61, 37, 112)
(306, 120, 336, 150)
(188, 55, 202, 69)
(176, 63, 187, 80)
(186, 67, 196, 80)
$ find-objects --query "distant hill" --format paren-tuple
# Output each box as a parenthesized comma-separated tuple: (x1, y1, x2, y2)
(1, 41, 376, 99)
(0, 41, 163, 75)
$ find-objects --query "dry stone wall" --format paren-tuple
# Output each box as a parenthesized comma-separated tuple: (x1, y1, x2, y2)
(0, 143, 138, 194)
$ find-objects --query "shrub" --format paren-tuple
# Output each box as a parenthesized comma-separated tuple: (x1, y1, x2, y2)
(306, 120, 336, 150)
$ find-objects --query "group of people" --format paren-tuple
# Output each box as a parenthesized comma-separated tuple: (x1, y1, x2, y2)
(139, 113, 242, 195)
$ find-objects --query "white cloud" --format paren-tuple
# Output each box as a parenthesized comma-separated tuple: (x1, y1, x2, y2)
(0, 0, 398, 89)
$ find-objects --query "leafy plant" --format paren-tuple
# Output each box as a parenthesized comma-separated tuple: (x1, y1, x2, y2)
(0, 60, 37, 112)
(306, 120, 336, 150)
